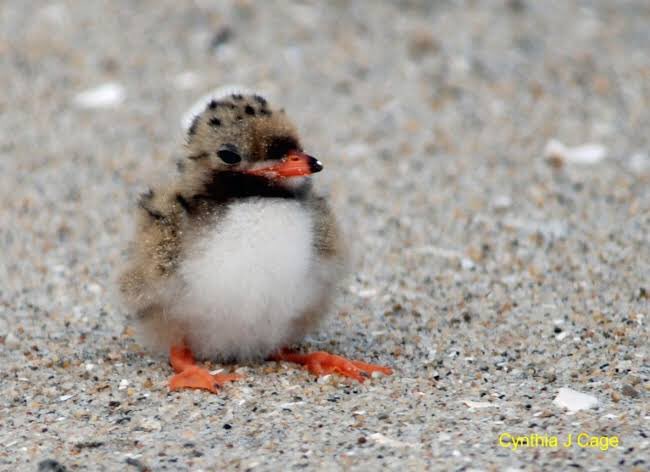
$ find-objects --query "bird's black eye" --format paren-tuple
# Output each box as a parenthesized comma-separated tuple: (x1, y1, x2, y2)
(217, 145, 241, 164)
(217, 149, 241, 164)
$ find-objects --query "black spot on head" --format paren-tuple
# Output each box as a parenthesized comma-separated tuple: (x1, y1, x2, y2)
(139, 188, 154, 203)
(210, 27, 233, 50)
(176, 160, 186, 173)
(176, 194, 191, 212)
(208, 100, 218, 110)
(188, 116, 199, 136)
(232, 94, 243, 100)
(138, 199, 164, 221)
(254, 95, 267, 106)
(209, 117, 222, 127)
(266, 136, 300, 160)
(217, 144, 242, 164)
(37, 460, 68, 472)
(188, 152, 209, 160)
(244, 105, 255, 116)
(260, 109, 271, 116)
(236, 115, 243, 121)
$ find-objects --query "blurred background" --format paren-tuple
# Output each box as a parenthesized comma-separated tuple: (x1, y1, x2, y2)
(2, 1, 648, 287)
(1, 1, 648, 470)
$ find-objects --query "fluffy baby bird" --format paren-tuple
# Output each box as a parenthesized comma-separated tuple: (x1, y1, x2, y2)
(119, 92, 391, 393)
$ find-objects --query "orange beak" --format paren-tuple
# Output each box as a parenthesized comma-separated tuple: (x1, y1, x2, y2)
(245, 150, 323, 179)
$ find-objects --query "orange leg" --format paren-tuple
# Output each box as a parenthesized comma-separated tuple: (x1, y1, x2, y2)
(271, 348, 392, 382)
(168, 345, 241, 394)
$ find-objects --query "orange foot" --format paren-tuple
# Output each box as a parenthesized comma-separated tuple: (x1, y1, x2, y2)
(168, 345, 241, 394)
(271, 349, 392, 382)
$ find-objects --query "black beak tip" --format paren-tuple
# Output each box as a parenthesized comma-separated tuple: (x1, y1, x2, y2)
(308, 155, 323, 173)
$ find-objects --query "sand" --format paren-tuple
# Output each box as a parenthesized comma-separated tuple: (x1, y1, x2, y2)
(1, 1, 648, 470)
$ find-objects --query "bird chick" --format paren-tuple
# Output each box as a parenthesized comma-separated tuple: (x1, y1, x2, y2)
(119, 92, 391, 393)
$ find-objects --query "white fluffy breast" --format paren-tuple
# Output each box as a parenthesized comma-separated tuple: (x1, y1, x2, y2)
(175, 198, 321, 360)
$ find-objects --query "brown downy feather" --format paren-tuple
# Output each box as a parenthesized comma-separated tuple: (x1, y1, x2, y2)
(119, 93, 344, 346)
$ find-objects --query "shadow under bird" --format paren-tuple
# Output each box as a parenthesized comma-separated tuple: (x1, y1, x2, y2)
(119, 92, 392, 393)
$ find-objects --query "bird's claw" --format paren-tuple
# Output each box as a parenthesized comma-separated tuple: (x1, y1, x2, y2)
(271, 350, 392, 382)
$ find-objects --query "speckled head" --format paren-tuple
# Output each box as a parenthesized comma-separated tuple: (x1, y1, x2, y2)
(184, 93, 322, 180)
